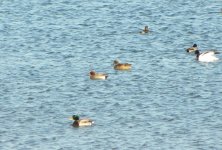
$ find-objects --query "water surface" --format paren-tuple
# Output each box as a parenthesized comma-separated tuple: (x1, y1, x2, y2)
(0, 0, 222, 149)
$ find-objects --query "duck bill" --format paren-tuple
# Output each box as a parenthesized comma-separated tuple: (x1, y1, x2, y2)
(69, 117, 74, 120)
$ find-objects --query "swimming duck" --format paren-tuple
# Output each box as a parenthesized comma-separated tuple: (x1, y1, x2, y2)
(89, 70, 108, 80)
(139, 26, 149, 34)
(69, 115, 94, 127)
(113, 60, 132, 70)
(195, 50, 220, 62)
(186, 44, 198, 53)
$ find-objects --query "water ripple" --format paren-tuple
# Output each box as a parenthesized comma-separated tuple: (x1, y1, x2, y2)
(1, 0, 222, 150)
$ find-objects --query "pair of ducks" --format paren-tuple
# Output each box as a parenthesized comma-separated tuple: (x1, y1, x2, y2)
(186, 44, 220, 62)
(89, 59, 132, 80)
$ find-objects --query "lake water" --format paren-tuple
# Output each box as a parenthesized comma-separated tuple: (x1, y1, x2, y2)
(0, 0, 222, 149)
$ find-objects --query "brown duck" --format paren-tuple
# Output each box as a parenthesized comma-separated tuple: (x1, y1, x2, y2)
(113, 60, 132, 70)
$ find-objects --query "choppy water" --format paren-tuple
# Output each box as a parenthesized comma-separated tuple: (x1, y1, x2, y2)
(0, 0, 222, 150)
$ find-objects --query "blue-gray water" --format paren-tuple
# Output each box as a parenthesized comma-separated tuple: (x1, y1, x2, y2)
(0, 0, 222, 150)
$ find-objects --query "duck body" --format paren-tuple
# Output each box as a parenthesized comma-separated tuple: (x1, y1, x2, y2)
(114, 63, 132, 70)
(73, 119, 94, 127)
(186, 44, 198, 53)
(89, 70, 108, 80)
(195, 50, 220, 62)
(113, 60, 132, 70)
(70, 115, 94, 127)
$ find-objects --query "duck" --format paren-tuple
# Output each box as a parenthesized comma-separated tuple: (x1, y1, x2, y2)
(113, 60, 132, 70)
(89, 70, 108, 80)
(139, 26, 149, 34)
(195, 50, 220, 62)
(69, 115, 94, 127)
(186, 44, 198, 53)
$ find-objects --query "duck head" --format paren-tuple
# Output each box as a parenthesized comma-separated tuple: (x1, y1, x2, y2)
(113, 60, 120, 65)
(71, 115, 80, 121)
(195, 50, 200, 55)
(90, 71, 96, 76)
(193, 44, 197, 47)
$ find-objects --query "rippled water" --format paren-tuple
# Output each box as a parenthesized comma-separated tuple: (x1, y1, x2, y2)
(1, 0, 222, 150)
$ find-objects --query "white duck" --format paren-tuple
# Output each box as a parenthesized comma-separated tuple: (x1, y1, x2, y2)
(195, 50, 220, 62)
